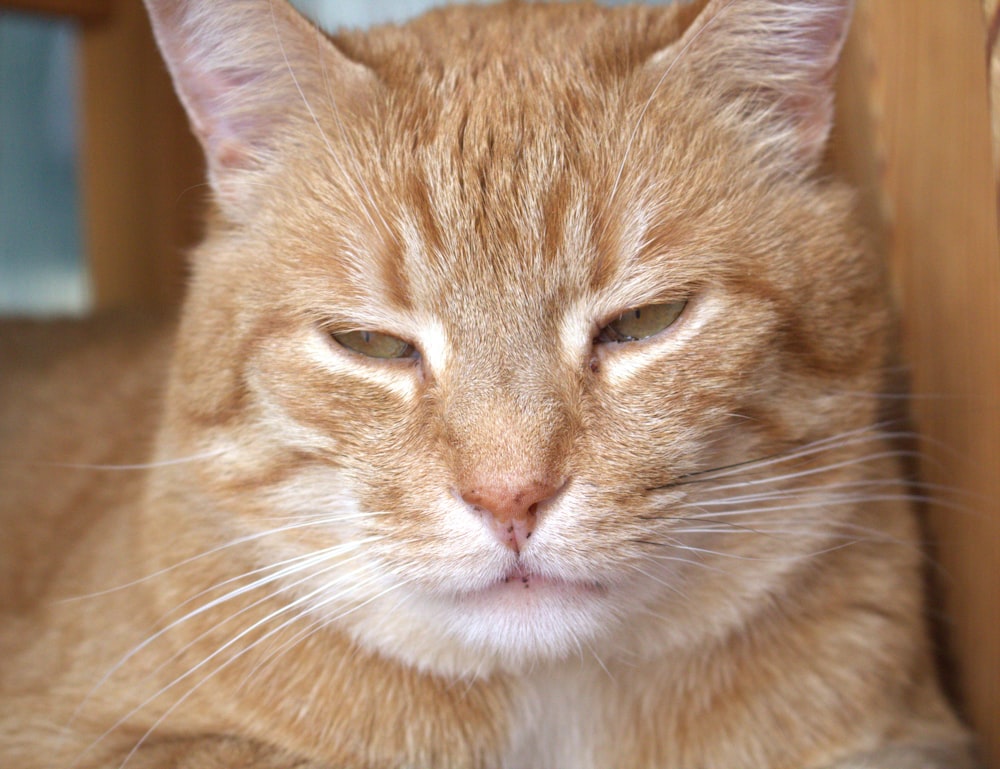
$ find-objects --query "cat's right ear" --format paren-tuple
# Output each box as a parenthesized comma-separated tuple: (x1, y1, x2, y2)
(143, 0, 378, 217)
(647, 0, 852, 174)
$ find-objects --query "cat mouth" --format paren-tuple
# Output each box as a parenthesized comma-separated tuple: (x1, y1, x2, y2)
(501, 567, 542, 589)
(491, 565, 605, 594)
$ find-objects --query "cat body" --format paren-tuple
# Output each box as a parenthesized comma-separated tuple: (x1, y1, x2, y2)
(0, 0, 977, 767)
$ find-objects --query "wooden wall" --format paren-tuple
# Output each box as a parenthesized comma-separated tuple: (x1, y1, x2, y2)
(77, 0, 204, 309)
(833, 2, 1000, 766)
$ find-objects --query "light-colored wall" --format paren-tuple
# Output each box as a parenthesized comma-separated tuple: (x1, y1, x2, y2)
(291, 0, 640, 31)
(291, 0, 489, 29)
(0, 12, 86, 315)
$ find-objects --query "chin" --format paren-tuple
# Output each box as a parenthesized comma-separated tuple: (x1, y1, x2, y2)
(345, 571, 624, 677)
(450, 573, 619, 669)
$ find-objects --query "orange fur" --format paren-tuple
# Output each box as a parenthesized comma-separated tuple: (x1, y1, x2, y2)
(0, 1, 976, 767)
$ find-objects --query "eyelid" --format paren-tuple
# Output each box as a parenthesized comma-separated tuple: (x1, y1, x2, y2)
(596, 298, 688, 345)
(327, 327, 419, 360)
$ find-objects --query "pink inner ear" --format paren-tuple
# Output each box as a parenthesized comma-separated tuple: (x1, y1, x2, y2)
(143, 1, 302, 177)
(673, 0, 852, 169)
(144, 0, 381, 214)
(766, 3, 850, 93)
(772, 4, 850, 163)
(800, 2, 852, 58)
(171, 60, 274, 173)
(211, 136, 255, 173)
(778, 90, 837, 166)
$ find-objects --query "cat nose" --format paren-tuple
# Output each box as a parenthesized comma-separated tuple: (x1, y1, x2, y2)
(462, 480, 562, 553)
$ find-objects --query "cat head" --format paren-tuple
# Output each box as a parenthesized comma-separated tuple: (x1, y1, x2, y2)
(145, 0, 885, 675)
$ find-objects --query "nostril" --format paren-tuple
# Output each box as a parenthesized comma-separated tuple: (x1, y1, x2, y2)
(460, 479, 563, 552)
(461, 482, 558, 522)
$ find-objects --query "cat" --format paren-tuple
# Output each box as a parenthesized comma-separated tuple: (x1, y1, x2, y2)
(0, 0, 980, 767)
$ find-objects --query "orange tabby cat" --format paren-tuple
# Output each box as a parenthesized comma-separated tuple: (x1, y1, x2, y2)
(0, 0, 978, 766)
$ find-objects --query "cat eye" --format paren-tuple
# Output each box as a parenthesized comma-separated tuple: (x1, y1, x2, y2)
(330, 329, 416, 359)
(597, 300, 687, 344)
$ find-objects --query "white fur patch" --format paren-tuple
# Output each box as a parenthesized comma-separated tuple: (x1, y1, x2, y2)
(305, 329, 418, 401)
(416, 316, 450, 376)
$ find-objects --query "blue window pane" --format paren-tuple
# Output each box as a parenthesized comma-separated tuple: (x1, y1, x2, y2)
(0, 12, 88, 316)
(291, 0, 665, 28)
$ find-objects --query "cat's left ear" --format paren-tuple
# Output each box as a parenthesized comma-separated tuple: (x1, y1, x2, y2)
(649, 0, 852, 172)
(143, 0, 379, 217)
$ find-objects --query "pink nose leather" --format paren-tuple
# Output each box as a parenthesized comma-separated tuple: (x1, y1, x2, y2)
(462, 481, 560, 553)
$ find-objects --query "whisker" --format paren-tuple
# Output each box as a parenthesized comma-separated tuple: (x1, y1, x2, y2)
(66, 542, 370, 745)
(671, 449, 922, 496)
(81, 561, 374, 769)
(261, 509, 391, 525)
(237, 542, 426, 683)
(623, 562, 690, 599)
(675, 477, 966, 508)
(234, 540, 428, 688)
(57, 519, 371, 603)
(112, 573, 415, 769)
(630, 543, 734, 576)
(583, 639, 617, 685)
(0, 447, 228, 473)
(238, 609, 334, 686)
(144, 551, 377, 686)
(649, 424, 900, 490)
(199, 566, 395, 695)
(161, 539, 370, 619)
(679, 493, 967, 517)
(669, 524, 904, 546)
(638, 537, 870, 565)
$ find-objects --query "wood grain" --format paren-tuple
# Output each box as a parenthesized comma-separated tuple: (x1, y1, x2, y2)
(833, 3, 1000, 767)
(77, 0, 203, 309)
(986, 0, 1000, 225)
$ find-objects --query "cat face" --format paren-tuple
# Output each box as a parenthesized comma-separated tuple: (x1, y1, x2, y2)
(147, 0, 885, 675)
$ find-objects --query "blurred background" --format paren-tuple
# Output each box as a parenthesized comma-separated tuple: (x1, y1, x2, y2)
(0, 11, 81, 314)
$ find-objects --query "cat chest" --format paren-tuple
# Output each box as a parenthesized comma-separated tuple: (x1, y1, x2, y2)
(500, 667, 635, 769)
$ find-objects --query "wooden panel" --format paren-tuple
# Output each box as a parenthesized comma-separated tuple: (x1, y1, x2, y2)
(833, 2, 1000, 767)
(987, 0, 1000, 223)
(78, 0, 203, 309)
